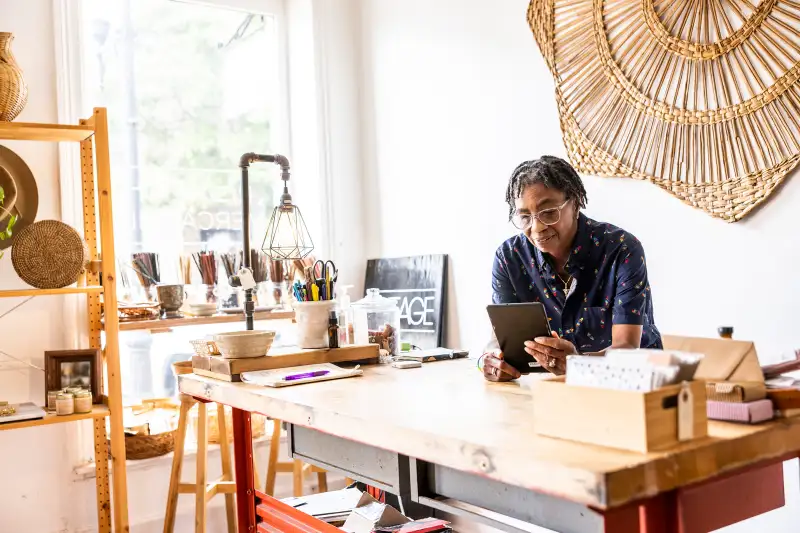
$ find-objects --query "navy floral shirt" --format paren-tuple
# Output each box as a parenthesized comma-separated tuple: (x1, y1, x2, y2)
(492, 213, 661, 353)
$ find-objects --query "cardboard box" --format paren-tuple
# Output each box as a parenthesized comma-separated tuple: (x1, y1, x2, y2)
(533, 377, 707, 453)
(664, 335, 766, 402)
(341, 493, 410, 533)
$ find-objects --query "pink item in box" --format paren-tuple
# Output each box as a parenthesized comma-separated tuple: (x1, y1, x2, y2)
(707, 399, 774, 423)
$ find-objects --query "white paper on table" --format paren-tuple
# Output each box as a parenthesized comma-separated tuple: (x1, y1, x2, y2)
(240, 363, 362, 388)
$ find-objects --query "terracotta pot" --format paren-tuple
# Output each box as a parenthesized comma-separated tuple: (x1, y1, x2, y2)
(0, 33, 28, 122)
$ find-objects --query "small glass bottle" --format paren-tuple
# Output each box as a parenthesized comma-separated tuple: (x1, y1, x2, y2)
(328, 310, 339, 349)
(718, 326, 734, 339)
(74, 390, 93, 414)
(56, 392, 75, 416)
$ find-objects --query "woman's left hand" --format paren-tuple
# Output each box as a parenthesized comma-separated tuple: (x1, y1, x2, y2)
(524, 333, 577, 376)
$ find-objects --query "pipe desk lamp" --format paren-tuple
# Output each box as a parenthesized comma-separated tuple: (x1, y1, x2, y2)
(232, 153, 314, 331)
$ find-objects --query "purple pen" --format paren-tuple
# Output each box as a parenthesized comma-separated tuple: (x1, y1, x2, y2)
(283, 370, 330, 381)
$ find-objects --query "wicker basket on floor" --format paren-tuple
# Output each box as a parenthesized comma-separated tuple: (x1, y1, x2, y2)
(186, 403, 266, 444)
(124, 430, 176, 460)
(110, 398, 180, 460)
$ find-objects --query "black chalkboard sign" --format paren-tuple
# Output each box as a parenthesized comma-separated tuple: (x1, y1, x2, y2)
(364, 254, 448, 349)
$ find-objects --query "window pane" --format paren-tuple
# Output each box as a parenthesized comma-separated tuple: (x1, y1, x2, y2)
(81, 0, 288, 404)
(82, 0, 283, 260)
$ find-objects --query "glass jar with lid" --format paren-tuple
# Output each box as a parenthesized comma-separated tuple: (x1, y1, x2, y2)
(351, 288, 401, 360)
(74, 389, 93, 414)
(56, 392, 75, 416)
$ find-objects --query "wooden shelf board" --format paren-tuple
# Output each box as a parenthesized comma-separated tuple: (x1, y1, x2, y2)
(118, 310, 295, 331)
(0, 286, 104, 298)
(0, 405, 109, 432)
(0, 121, 94, 142)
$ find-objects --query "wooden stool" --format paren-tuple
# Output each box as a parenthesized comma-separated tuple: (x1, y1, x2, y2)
(257, 418, 328, 497)
(164, 395, 236, 533)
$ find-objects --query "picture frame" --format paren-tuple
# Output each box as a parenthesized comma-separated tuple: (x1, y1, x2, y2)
(364, 254, 448, 350)
(44, 349, 103, 405)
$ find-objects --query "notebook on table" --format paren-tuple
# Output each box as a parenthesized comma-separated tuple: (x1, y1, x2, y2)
(241, 363, 363, 388)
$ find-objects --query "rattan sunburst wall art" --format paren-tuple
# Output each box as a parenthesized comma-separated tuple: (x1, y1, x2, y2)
(528, 0, 800, 222)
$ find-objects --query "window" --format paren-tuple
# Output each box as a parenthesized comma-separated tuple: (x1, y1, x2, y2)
(74, 0, 297, 404)
(81, 0, 289, 258)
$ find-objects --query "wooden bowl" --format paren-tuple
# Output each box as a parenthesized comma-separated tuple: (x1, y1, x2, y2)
(213, 330, 275, 359)
(171, 360, 194, 377)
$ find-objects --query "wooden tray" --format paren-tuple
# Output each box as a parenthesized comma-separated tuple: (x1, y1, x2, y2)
(191, 344, 380, 382)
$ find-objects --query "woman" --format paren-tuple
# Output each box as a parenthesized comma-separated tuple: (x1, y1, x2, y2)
(483, 156, 661, 382)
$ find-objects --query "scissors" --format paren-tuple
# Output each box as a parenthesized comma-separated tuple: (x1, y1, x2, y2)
(313, 260, 338, 300)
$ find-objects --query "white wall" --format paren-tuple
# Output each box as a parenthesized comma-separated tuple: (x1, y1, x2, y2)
(356, 0, 800, 531)
(357, 0, 800, 360)
(0, 2, 84, 532)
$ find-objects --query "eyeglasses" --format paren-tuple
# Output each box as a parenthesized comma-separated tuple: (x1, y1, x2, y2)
(511, 200, 570, 230)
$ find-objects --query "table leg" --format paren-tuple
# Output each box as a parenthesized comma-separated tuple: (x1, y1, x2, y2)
(195, 402, 208, 533)
(599, 503, 641, 532)
(232, 408, 256, 533)
(639, 493, 677, 533)
(217, 404, 237, 533)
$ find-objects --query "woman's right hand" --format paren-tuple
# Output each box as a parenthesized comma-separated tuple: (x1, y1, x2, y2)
(482, 351, 522, 382)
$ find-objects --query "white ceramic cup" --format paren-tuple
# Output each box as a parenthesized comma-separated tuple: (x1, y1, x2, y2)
(293, 300, 337, 349)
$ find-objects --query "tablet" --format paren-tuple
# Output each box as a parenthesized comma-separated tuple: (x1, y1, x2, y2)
(486, 302, 552, 374)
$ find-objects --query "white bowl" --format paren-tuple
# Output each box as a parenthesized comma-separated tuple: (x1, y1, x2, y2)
(214, 330, 276, 359)
(186, 303, 218, 317)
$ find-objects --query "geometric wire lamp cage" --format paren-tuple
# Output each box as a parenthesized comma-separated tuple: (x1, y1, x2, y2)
(236, 152, 314, 330)
(527, 0, 800, 222)
(262, 202, 314, 260)
(238, 152, 314, 261)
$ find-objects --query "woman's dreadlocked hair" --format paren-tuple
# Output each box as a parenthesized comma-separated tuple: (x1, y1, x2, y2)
(504, 156, 588, 220)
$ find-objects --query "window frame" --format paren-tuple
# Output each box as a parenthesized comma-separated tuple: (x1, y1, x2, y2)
(53, 0, 295, 466)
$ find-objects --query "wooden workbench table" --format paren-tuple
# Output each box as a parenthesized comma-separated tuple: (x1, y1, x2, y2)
(179, 359, 798, 532)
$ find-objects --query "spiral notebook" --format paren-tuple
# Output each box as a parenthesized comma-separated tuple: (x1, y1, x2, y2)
(240, 363, 363, 388)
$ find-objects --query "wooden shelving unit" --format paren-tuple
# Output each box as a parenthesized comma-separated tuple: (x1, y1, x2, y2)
(0, 109, 128, 532)
(0, 121, 94, 142)
(0, 406, 109, 432)
(118, 310, 295, 331)
(0, 286, 103, 298)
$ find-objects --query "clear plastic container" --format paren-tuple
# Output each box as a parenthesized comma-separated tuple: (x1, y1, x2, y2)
(352, 288, 401, 359)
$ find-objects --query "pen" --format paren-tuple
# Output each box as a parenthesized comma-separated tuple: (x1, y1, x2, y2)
(283, 370, 330, 381)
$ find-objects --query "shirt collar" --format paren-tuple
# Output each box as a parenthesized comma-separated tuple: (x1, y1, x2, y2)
(532, 212, 592, 275)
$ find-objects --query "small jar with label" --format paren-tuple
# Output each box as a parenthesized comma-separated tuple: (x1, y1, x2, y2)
(47, 390, 61, 412)
(74, 390, 92, 414)
(56, 392, 75, 416)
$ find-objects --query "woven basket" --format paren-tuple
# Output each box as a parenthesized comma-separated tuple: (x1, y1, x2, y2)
(190, 339, 221, 357)
(11, 220, 89, 289)
(187, 404, 266, 445)
(116, 398, 180, 460)
(124, 430, 176, 460)
(0, 33, 28, 122)
(118, 303, 160, 322)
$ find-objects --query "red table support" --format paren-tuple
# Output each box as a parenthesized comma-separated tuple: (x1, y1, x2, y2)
(232, 407, 257, 532)
(635, 459, 785, 533)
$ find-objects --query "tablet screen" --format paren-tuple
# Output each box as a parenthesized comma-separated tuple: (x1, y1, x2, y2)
(486, 303, 552, 374)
